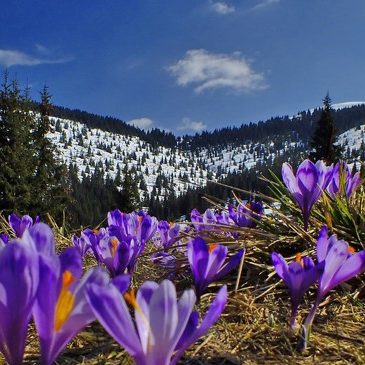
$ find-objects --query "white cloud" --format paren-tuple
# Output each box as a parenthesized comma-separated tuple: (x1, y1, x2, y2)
(210, 1, 235, 14)
(178, 117, 207, 133)
(127, 117, 154, 130)
(168, 49, 267, 94)
(0, 48, 71, 68)
(251, 0, 280, 11)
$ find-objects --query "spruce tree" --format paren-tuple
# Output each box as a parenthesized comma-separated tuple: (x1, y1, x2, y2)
(120, 166, 140, 212)
(0, 74, 35, 213)
(310, 94, 340, 163)
(31, 86, 70, 220)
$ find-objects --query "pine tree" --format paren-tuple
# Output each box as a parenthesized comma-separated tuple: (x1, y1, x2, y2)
(120, 166, 140, 212)
(31, 86, 70, 220)
(310, 94, 341, 163)
(0, 73, 35, 213)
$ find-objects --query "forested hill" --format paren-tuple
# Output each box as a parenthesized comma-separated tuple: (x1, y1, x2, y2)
(50, 104, 177, 149)
(46, 102, 365, 150)
(180, 103, 365, 150)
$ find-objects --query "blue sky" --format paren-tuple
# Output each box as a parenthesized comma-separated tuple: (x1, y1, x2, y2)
(1, 0, 365, 134)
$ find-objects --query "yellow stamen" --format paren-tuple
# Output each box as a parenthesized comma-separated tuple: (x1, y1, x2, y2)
(295, 253, 304, 267)
(169, 221, 175, 228)
(110, 238, 119, 257)
(208, 244, 217, 254)
(138, 215, 143, 225)
(348, 246, 355, 254)
(124, 289, 139, 309)
(93, 228, 99, 234)
(54, 271, 75, 332)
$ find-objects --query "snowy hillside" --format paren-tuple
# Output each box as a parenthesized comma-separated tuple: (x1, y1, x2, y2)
(47, 103, 365, 201)
(47, 117, 302, 200)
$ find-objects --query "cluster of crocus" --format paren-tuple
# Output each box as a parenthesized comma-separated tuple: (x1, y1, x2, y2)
(190, 208, 222, 231)
(0, 211, 229, 364)
(151, 220, 182, 269)
(327, 161, 362, 198)
(86, 279, 227, 365)
(282, 159, 333, 230)
(154, 220, 181, 250)
(188, 237, 244, 298)
(272, 225, 365, 349)
(72, 209, 158, 276)
(228, 200, 264, 228)
(0, 220, 113, 365)
(282, 159, 363, 230)
(191, 203, 263, 236)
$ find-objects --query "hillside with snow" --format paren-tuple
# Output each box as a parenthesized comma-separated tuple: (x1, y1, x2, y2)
(47, 103, 365, 201)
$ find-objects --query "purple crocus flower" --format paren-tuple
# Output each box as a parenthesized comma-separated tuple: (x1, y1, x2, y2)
(8, 213, 35, 237)
(187, 237, 244, 298)
(156, 220, 180, 250)
(27, 222, 56, 258)
(190, 208, 219, 231)
(282, 159, 333, 230)
(0, 239, 39, 365)
(81, 228, 108, 262)
(299, 225, 365, 350)
(228, 201, 264, 228)
(33, 246, 129, 365)
(95, 235, 142, 276)
(272, 252, 318, 330)
(86, 279, 227, 365)
(0, 233, 9, 245)
(72, 231, 92, 257)
(107, 209, 158, 244)
(327, 161, 362, 198)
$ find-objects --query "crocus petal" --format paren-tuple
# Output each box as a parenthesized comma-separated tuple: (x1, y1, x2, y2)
(204, 245, 228, 283)
(28, 223, 56, 257)
(112, 274, 131, 294)
(347, 172, 362, 197)
(282, 163, 300, 195)
(47, 268, 109, 364)
(316, 225, 329, 263)
(0, 242, 39, 365)
(59, 247, 83, 282)
(297, 160, 318, 193)
(319, 238, 349, 295)
(171, 286, 227, 365)
(86, 282, 142, 355)
(271, 252, 288, 281)
(135, 281, 159, 354)
(329, 251, 365, 291)
(148, 280, 179, 355)
(8, 214, 33, 237)
(215, 249, 245, 281)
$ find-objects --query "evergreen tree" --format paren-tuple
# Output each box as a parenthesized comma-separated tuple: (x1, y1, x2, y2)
(310, 94, 341, 163)
(30, 86, 70, 220)
(120, 166, 140, 212)
(0, 73, 35, 213)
